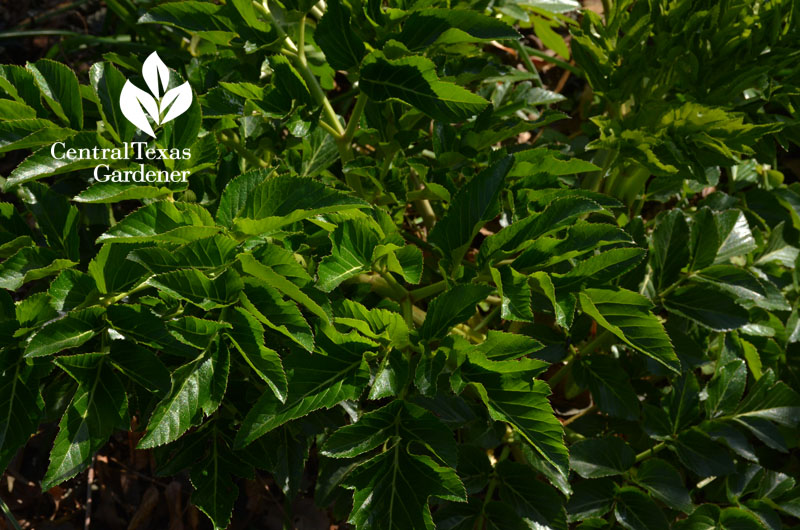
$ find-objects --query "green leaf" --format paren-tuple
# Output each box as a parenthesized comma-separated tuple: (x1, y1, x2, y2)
(551, 247, 645, 292)
(673, 428, 735, 478)
(317, 219, 381, 292)
(87, 243, 148, 294)
(232, 174, 369, 235)
(106, 304, 194, 354)
(238, 253, 330, 324)
(490, 265, 533, 322)
(634, 458, 692, 513)
(0, 361, 43, 471)
(138, 344, 228, 448)
(225, 306, 287, 402)
(663, 283, 749, 331)
(496, 460, 567, 530)
(189, 435, 247, 530)
(429, 156, 513, 268)
(323, 400, 457, 466)
(573, 355, 639, 421)
(89, 62, 136, 142)
(0, 99, 36, 119)
(566, 479, 615, 522)
(359, 51, 489, 122)
(579, 288, 679, 372)
(215, 169, 270, 227)
(334, 298, 409, 349)
(419, 284, 494, 341)
(570, 437, 635, 478)
(138, 1, 238, 44)
(129, 235, 239, 273)
(689, 207, 718, 271)
(714, 210, 757, 263)
(97, 201, 219, 244)
(167, 316, 232, 350)
(25, 182, 80, 261)
(705, 359, 747, 418)
(235, 329, 372, 448)
(733, 371, 800, 427)
(694, 265, 781, 310)
(651, 210, 689, 291)
(74, 182, 173, 204)
(27, 59, 83, 129)
(398, 9, 519, 51)
(241, 282, 314, 352)
(453, 352, 566, 478)
(4, 132, 114, 190)
(315, 0, 366, 70)
(42, 353, 128, 489)
(481, 197, 607, 265)
(467, 330, 542, 361)
(147, 268, 243, 310)
(24, 307, 105, 358)
(343, 444, 466, 530)
(108, 341, 171, 394)
(0, 246, 76, 290)
(667, 373, 701, 434)
(614, 487, 669, 530)
(0, 119, 74, 154)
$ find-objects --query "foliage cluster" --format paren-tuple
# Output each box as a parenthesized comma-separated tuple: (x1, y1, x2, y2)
(1, 0, 800, 528)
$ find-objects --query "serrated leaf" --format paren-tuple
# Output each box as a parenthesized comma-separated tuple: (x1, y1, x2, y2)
(0, 246, 75, 290)
(673, 428, 735, 478)
(323, 400, 457, 466)
(634, 458, 692, 513)
(42, 353, 128, 489)
(570, 437, 635, 478)
(663, 282, 749, 331)
(573, 355, 639, 421)
(705, 359, 747, 418)
(5, 133, 113, 190)
(147, 268, 243, 310)
(579, 288, 679, 372)
(138, 344, 227, 448)
(316, 0, 365, 70)
(232, 175, 368, 235)
(614, 487, 669, 530)
(225, 306, 287, 402)
(24, 307, 105, 358)
(343, 444, 466, 530)
(399, 9, 519, 51)
(97, 201, 218, 244)
(238, 253, 330, 324)
(27, 59, 83, 129)
(108, 341, 171, 394)
(490, 265, 533, 322)
(235, 329, 372, 448)
(651, 209, 689, 291)
(317, 219, 381, 292)
(453, 353, 566, 478)
(429, 156, 513, 269)
(90, 62, 136, 142)
(419, 284, 494, 341)
(0, 361, 43, 470)
(241, 282, 314, 352)
(496, 460, 567, 530)
(360, 51, 489, 122)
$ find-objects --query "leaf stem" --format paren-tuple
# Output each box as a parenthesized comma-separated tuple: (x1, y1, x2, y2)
(101, 276, 154, 307)
(634, 441, 667, 463)
(410, 280, 447, 302)
(0, 495, 22, 530)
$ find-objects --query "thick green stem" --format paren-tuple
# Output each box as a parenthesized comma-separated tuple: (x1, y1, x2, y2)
(410, 280, 447, 302)
(635, 441, 667, 463)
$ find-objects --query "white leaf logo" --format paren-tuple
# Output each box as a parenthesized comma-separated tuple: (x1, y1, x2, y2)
(119, 52, 193, 138)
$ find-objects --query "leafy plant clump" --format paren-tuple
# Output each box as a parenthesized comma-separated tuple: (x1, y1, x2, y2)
(1, 0, 800, 528)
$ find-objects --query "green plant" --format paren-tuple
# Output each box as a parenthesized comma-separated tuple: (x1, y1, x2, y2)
(1, 1, 800, 529)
